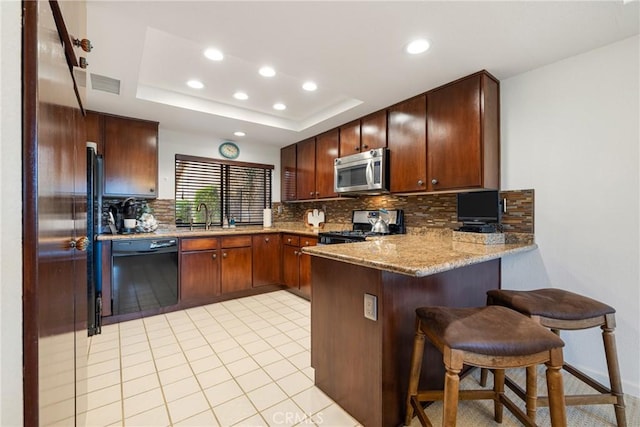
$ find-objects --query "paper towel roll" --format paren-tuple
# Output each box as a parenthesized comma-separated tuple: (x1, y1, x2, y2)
(263, 208, 272, 228)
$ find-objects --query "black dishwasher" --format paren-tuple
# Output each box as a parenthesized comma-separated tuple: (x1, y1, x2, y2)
(111, 238, 178, 316)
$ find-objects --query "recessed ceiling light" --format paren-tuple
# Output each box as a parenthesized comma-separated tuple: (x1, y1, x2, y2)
(233, 91, 249, 100)
(273, 103, 287, 111)
(187, 80, 204, 89)
(259, 66, 276, 77)
(204, 48, 224, 61)
(406, 39, 431, 55)
(302, 81, 318, 91)
(234, 131, 246, 137)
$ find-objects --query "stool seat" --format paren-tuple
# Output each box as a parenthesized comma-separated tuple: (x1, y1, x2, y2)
(487, 288, 615, 321)
(417, 306, 564, 356)
(483, 288, 627, 427)
(406, 305, 567, 427)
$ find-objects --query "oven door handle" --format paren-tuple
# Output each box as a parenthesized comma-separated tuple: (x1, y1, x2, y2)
(365, 160, 374, 186)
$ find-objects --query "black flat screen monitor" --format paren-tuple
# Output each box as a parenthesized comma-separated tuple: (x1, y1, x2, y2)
(457, 190, 500, 225)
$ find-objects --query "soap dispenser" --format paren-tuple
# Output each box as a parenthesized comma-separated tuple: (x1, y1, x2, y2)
(222, 216, 229, 229)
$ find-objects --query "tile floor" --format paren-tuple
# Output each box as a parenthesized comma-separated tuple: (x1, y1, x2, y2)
(83, 291, 359, 426)
(83, 290, 639, 427)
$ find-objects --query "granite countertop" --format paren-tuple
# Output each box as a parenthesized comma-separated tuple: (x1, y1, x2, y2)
(301, 233, 537, 278)
(96, 222, 346, 241)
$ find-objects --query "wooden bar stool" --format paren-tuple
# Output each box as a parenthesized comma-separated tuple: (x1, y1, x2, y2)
(481, 288, 626, 427)
(405, 305, 567, 427)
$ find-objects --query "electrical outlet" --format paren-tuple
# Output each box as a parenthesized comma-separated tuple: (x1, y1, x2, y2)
(364, 293, 377, 321)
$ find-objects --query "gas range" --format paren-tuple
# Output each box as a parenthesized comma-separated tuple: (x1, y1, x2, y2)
(318, 209, 405, 244)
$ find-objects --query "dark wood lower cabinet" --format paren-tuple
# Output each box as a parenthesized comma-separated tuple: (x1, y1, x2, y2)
(181, 250, 220, 300)
(252, 234, 281, 287)
(311, 257, 501, 427)
(221, 246, 252, 293)
(282, 235, 317, 299)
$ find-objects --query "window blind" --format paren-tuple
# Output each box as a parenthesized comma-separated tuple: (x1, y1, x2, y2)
(175, 154, 273, 227)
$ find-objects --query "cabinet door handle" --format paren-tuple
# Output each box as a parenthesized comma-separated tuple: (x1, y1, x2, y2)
(315, 191, 319, 196)
(212, 253, 217, 259)
(265, 237, 270, 243)
(294, 250, 299, 255)
(310, 191, 314, 196)
(222, 252, 227, 258)
(287, 238, 292, 243)
(363, 144, 369, 149)
(417, 180, 424, 186)
(149, 188, 155, 193)
(431, 179, 438, 185)
(355, 146, 360, 151)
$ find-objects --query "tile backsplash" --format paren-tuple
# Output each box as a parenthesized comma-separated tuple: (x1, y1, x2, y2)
(133, 189, 534, 234)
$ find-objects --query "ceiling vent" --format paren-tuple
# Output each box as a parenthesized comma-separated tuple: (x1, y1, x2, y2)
(90, 73, 121, 95)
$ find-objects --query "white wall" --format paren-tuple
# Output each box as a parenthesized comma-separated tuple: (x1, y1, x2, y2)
(157, 129, 282, 201)
(0, 0, 24, 425)
(501, 35, 640, 397)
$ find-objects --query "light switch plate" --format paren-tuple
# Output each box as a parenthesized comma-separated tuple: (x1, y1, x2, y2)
(364, 293, 377, 321)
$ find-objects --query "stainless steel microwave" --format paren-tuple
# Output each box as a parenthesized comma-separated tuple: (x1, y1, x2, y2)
(334, 148, 389, 194)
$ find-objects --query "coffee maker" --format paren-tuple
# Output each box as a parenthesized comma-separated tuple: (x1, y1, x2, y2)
(121, 198, 137, 233)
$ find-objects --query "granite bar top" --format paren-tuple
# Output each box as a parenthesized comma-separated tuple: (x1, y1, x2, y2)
(301, 233, 537, 278)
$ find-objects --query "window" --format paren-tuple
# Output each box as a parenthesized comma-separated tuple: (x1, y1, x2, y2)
(175, 154, 273, 227)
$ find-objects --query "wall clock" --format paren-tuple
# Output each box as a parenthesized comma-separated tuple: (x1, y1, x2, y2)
(219, 141, 240, 159)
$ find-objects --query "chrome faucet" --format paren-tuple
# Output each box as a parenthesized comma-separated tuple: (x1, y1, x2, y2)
(196, 203, 210, 230)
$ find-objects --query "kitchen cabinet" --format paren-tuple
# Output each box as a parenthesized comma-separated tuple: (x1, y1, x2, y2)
(296, 138, 316, 200)
(387, 95, 427, 193)
(252, 234, 281, 287)
(339, 120, 361, 156)
(339, 111, 387, 157)
(282, 234, 317, 299)
(315, 129, 339, 198)
(220, 236, 253, 293)
(180, 238, 220, 301)
(426, 71, 499, 191)
(280, 144, 297, 202)
(103, 114, 158, 198)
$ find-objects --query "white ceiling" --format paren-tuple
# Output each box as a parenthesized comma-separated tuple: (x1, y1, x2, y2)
(86, 1, 639, 148)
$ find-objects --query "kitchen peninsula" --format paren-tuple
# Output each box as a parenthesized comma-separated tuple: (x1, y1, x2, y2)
(302, 232, 536, 427)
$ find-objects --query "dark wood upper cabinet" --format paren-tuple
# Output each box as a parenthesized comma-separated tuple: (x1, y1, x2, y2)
(427, 71, 499, 191)
(360, 110, 387, 152)
(280, 144, 297, 202)
(387, 95, 427, 193)
(296, 138, 316, 201)
(103, 115, 158, 198)
(339, 120, 361, 156)
(315, 129, 339, 199)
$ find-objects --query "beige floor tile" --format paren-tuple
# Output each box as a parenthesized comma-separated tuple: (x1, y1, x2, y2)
(259, 398, 307, 427)
(234, 331, 261, 345)
(235, 368, 273, 393)
(311, 403, 357, 426)
(120, 340, 151, 357)
(196, 365, 232, 389)
(148, 334, 178, 349)
(155, 352, 188, 371)
(247, 382, 288, 412)
(122, 373, 160, 399)
(162, 376, 201, 403)
(204, 329, 232, 344)
(226, 357, 260, 377)
(203, 378, 243, 407)
(120, 332, 148, 346)
(173, 409, 220, 426)
(175, 329, 201, 342)
(87, 347, 120, 365)
(151, 342, 182, 359)
(292, 387, 333, 416)
(263, 359, 298, 381)
(275, 341, 305, 358)
(121, 349, 153, 368)
(123, 387, 165, 419)
(87, 358, 121, 378)
(124, 404, 170, 427)
(189, 354, 223, 374)
(157, 364, 194, 386)
(252, 349, 284, 366)
(213, 395, 258, 427)
(166, 391, 210, 423)
(85, 370, 121, 393)
(276, 371, 313, 397)
(86, 384, 121, 411)
(83, 400, 123, 427)
(122, 360, 156, 382)
(232, 413, 268, 427)
(265, 333, 293, 348)
(88, 339, 120, 355)
(287, 351, 310, 370)
(242, 339, 271, 356)
(184, 344, 215, 362)
(217, 345, 249, 364)
(180, 335, 208, 350)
